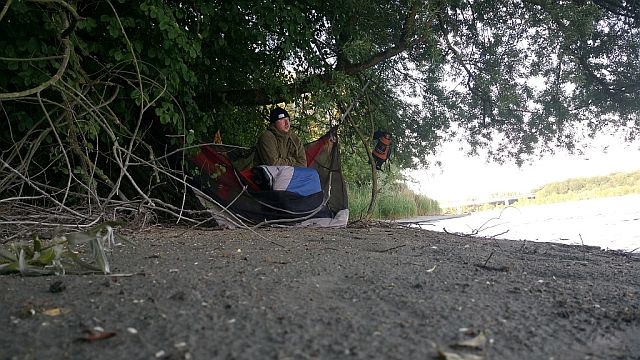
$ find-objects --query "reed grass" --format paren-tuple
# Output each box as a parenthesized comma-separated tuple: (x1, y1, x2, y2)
(348, 185, 441, 220)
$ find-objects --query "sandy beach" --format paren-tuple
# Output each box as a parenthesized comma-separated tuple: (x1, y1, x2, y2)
(1, 226, 639, 360)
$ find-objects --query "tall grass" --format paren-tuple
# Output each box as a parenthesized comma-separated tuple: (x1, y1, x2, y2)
(348, 185, 441, 220)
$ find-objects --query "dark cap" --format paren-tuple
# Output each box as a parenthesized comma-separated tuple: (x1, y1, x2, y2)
(269, 107, 290, 123)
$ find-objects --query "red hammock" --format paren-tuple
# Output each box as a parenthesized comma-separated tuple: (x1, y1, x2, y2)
(189, 129, 348, 226)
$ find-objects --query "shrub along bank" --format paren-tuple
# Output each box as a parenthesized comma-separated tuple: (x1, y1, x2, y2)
(348, 185, 441, 220)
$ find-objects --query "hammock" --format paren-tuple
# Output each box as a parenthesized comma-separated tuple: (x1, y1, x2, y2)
(189, 129, 349, 228)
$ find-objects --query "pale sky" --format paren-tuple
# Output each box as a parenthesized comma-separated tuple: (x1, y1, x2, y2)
(406, 133, 640, 205)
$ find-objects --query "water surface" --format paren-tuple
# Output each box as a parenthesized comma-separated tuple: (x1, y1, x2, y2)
(423, 194, 640, 252)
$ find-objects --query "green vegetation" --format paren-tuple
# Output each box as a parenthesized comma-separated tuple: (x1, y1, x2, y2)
(349, 184, 441, 220)
(445, 170, 640, 213)
(520, 170, 640, 206)
(0, 223, 132, 276)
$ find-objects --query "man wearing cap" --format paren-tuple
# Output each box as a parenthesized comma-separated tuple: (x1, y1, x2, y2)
(255, 107, 307, 167)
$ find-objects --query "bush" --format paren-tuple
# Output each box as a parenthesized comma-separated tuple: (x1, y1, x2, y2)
(348, 185, 441, 220)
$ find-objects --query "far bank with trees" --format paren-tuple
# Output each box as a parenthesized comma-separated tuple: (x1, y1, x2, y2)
(450, 170, 640, 213)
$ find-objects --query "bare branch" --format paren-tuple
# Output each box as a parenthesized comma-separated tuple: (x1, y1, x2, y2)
(0, 0, 12, 23)
(0, 16, 72, 100)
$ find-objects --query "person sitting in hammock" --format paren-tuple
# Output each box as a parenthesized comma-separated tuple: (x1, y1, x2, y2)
(256, 107, 307, 167)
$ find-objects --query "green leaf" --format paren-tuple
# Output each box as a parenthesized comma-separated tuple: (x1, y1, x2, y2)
(186, 131, 194, 145)
(114, 50, 125, 61)
(0, 262, 19, 275)
(131, 89, 142, 105)
(33, 247, 57, 266)
(63, 250, 101, 272)
(64, 230, 98, 246)
(115, 234, 136, 247)
(78, 17, 97, 31)
(25, 37, 39, 52)
(34, 237, 42, 252)
(20, 264, 56, 276)
(0, 248, 17, 262)
(108, 25, 120, 38)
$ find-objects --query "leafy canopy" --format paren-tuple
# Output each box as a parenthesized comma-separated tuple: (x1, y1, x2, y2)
(1, 0, 639, 217)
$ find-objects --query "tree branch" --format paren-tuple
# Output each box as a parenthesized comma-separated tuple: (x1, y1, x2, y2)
(27, 0, 82, 36)
(0, 0, 12, 23)
(208, 4, 439, 107)
(0, 15, 72, 100)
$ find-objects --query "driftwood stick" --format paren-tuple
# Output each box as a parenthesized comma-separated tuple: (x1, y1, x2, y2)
(483, 251, 494, 266)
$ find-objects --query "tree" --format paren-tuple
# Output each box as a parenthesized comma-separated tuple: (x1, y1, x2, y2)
(198, 0, 640, 164)
(1, 0, 639, 228)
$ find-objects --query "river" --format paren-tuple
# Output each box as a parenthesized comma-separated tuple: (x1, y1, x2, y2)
(418, 194, 640, 252)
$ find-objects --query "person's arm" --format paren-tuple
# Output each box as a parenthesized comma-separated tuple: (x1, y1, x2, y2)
(291, 134, 307, 167)
(257, 132, 290, 166)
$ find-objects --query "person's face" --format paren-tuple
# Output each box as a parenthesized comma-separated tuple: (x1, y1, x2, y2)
(274, 117, 290, 133)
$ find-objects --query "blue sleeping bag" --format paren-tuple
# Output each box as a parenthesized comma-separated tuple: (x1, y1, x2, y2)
(254, 166, 322, 196)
